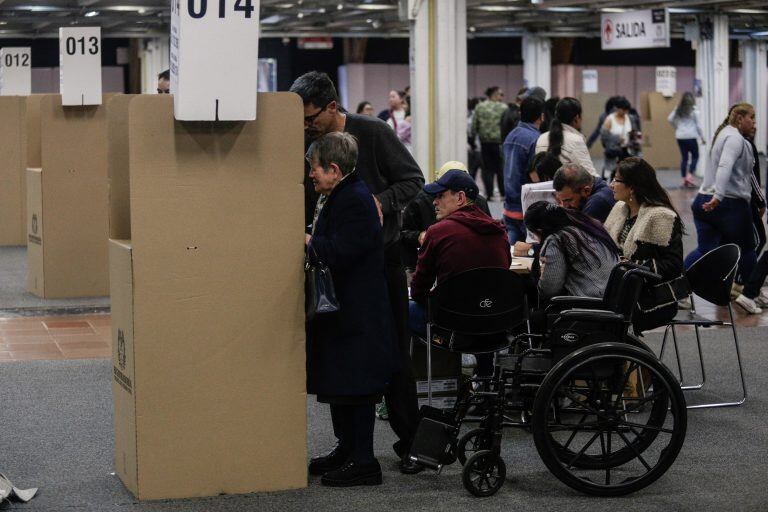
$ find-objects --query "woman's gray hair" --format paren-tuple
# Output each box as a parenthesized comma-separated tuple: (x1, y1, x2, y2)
(306, 132, 358, 176)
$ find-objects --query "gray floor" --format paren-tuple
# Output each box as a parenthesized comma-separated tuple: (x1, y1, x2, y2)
(1, 326, 767, 511)
(0, 246, 109, 314)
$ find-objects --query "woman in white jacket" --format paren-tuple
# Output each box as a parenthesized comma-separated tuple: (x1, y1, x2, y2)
(668, 92, 705, 188)
(535, 97, 597, 177)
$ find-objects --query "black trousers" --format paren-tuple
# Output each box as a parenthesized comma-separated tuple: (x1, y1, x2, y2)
(383, 255, 420, 457)
(480, 142, 504, 198)
(331, 403, 376, 464)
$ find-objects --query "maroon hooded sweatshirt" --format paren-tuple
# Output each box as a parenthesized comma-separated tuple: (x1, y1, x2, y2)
(410, 204, 511, 303)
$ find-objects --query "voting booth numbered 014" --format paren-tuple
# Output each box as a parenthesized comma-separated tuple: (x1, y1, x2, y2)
(0, 47, 32, 96)
(59, 27, 103, 106)
(170, 0, 261, 120)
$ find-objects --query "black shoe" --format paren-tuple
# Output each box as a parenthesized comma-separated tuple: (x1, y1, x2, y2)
(308, 444, 350, 476)
(321, 460, 382, 487)
(398, 456, 425, 475)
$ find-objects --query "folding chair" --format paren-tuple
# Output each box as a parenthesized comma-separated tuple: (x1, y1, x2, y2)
(659, 244, 747, 409)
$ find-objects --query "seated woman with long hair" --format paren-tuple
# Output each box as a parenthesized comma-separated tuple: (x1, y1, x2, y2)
(604, 157, 690, 333)
(524, 201, 619, 305)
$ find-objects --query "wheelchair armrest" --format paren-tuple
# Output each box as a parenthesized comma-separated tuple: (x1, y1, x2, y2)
(557, 308, 626, 323)
(546, 296, 606, 315)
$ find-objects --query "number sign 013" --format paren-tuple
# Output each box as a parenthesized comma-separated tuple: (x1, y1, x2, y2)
(59, 27, 103, 106)
(171, 0, 261, 120)
(0, 47, 32, 96)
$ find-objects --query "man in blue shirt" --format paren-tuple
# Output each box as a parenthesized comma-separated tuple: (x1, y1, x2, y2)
(502, 96, 545, 244)
(553, 163, 616, 223)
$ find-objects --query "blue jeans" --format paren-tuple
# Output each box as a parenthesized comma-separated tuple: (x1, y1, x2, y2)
(408, 300, 427, 338)
(503, 216, 526, 245)
(685, 194, 757, 282)
(676, 138, 698, 178)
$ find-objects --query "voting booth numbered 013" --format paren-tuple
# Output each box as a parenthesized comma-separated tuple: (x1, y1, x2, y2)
(0, 47, 32, 96)
(59, 27, 103, 106)
(170, 0, 261, 120)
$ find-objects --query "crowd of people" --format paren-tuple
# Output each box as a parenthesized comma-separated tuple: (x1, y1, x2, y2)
(287, 70, 768, 488)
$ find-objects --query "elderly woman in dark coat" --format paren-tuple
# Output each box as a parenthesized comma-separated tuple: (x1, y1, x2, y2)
(305, 132, 397, 487)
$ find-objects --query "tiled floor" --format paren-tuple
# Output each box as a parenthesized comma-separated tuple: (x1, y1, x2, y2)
(0, 314, 111, 362)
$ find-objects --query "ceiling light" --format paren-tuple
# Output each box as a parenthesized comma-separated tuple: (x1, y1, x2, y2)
(356, 3, 395, 10)
(84, 11, 99, 17)
(601, 8, 627, 13)
(366, 18, 372, 23)
(137, 8, 146, 13)
(668, 8, 705, 14)
(337, 3, 343, 10)
(546, 7, 588, 12)
(261, 14, 286, 24)
(371, 19, 382, 28)
(729, 9, 768, 14)
(751, 31, 768, 37)
(296, 11, 304, 18)
(476, 5, 524, 12)
(468, 25, 476, 32)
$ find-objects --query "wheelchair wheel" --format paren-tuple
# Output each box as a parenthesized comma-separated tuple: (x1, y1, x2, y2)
(457, 428, 493, 466)
(532, 342, 686, 497)
(462, 450, 506, 497)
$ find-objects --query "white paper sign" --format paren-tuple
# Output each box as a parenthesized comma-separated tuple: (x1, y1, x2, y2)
(582, 69, 598, 93)
(601, 9, 670, 51)
(0, 47, 32, 96)
(655, 66, 676, 97)
(170, 0, 261, 121)
(59, 27, 103, 106)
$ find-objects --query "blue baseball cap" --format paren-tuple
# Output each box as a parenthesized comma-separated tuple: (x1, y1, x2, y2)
(424, 169, 479, 200)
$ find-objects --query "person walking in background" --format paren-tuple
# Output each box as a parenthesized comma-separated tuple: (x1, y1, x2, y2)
(384, 90, 412, 153)
(502, 95, 545, 243)
(536, 97, 597, 176)
(499, 87, 530, 142)
(668, 92, 705, 188)
(601, 97, 638, 179)
(356, 101, 375, 116)
(586, 96, 620, 148)
(467, 97, 483, 182)
(471, 86, 508, 199)
(605, 158, 690, 333)
(684, 103, 760, 314)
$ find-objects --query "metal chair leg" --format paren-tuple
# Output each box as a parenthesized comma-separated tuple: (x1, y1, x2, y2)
(686, 305, 747, 409)
(670, 324, 685, 386)
(426, 323, 432, 407)
(680, 324, 705, 390)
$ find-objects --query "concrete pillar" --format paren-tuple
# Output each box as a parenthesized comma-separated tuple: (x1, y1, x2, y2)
(522, 34, 551, 95)
(408, 0, 467, 180)
(741, 40, 767, 153)
(140, 38, 170, 94)
(693, 15, 729, 168)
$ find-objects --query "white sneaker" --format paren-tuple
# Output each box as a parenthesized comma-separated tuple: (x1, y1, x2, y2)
(730, 283, 744, 301)
(678, 297, 692, 310)
(754, 291, 768, 308)
(734, 294, 762, 314)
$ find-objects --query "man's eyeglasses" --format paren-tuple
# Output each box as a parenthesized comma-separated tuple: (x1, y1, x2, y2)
(612, 177, 625, 183)
(157, 89, 170, 94)
(304, 103, 329, 125)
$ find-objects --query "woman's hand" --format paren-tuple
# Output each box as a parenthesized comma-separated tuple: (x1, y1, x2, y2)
(701, 197, 720, 212)
(305, 234, 312, 246)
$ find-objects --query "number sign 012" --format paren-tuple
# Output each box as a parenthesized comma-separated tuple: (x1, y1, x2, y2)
(171, 0, 261, 120)
(0, 47, 32, 96)
(59, 27, 103, 106)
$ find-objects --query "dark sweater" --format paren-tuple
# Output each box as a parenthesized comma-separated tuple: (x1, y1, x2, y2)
(410, 205, 511, 303)
(304, 114, 424, 251)
(401, 191, 491, 269)
(582, 177, 616, 223)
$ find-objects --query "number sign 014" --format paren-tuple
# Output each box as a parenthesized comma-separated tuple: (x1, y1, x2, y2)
(171, 0, 261, 120)
(0, 47, 32, 96)
(59, 27, 103, 106)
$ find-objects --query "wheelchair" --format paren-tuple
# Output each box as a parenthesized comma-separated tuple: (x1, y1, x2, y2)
(408, 263, 687, 498)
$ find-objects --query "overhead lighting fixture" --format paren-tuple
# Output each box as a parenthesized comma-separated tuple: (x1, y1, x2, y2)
(337, 3, 343, 10)
(668, 8, 705, 14)
(751, 31, 768, 37)
(356, 3, 395, 10)
(546, 7, 588, 12)
(729, 9, 768, 14)
(601, 8, 627, 13)
(468, 25, 476, 32)
(476, 5, 524, 12)
(261, 14, 286, 24)
(84, 10, 99, 17)
(296, 11, 304, 18)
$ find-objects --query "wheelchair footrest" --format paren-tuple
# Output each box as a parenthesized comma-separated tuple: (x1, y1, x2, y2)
(409, 406, 459, 470)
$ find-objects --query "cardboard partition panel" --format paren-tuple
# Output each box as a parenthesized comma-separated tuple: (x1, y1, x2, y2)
(26, 168, 44, 295)
(110, 93, 307, 500)
(26, 94, 110, 298)
(639, 92, 683, 170)
(579, 93, 610, 158)
(26, 95, 42, 168)
(0, 96, 27, 245)
(107, 94, 134, 241)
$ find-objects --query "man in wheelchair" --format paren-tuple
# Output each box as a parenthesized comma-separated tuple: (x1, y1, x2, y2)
(407, 262, 688, 499)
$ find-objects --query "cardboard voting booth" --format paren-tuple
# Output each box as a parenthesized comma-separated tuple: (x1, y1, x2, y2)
(639, 92, 683, 170)
(108, 93, 307, 500)
(0, 97, 27, 245)
(25, 94, 109, 298)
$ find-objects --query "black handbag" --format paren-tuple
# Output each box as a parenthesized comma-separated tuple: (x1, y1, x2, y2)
(305, 245, 340, 320)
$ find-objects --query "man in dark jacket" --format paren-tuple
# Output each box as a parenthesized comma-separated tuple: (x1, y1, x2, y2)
(401, 160, 490, 271)
(553, 163, 615, 223)
(290, 71, 425, 473)
(409, 170, 511, 327)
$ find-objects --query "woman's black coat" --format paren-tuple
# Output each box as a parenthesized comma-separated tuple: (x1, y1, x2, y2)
(307, 172, 398, 397)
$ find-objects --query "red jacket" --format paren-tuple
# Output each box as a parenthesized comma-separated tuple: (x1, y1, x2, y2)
(410, 205, 511, 303)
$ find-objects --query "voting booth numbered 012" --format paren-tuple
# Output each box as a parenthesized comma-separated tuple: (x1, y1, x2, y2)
(0, 47, 32, 96)
(170, 0, 261, 120)
(59, 27, 103, 106)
